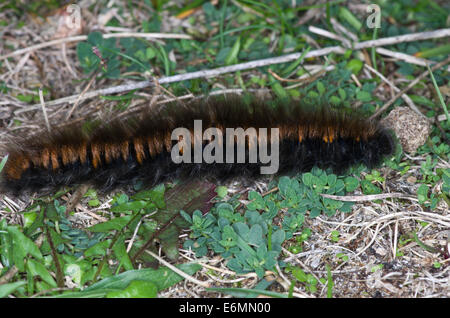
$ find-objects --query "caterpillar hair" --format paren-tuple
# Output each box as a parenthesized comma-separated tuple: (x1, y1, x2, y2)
(1, 95, 395, 194)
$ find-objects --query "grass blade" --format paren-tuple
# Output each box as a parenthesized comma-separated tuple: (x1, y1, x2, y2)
(427, 63, 449, 122)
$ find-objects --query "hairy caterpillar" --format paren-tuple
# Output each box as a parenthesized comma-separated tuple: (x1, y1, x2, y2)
(1, 95, 395, 194)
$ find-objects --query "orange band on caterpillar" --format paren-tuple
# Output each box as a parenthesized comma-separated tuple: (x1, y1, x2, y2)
(0, 95, 395, 194)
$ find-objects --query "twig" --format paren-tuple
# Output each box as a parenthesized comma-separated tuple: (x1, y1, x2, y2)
(369, 55, 450, 120)
(308, 26, 351, 48)
(353, 28, 450, 50)
(262, 186, 279, 197)
(180, 251, 277, 280)
(39, 87, 51, 132)
(295, 8, 322, 26)
(311, 26, 450, 72)
(376, 47, 450, 72)
(268, 68, 303, 83)
(320, 192, 417, 202)
(330, 17, 358, 42)
(281, 247, 324, 287)
(196, 261, 273, 279)
(61, 43, 78, 78)
(44, 226, 64, 288)
(65, 183, 91, 216)
(393, 220, 399, 260)
(0, 32, 192, 60)
(275, 261, 311, 298)
(268, 66, 334, 83)
(436, 114, 448, 122)
(131, 213, 179, 264)
(310, 26, 450, 52)
(65, 70, 98, 120)
(92, 212, 142, 282)
(363, 64, 422, 118)
(145, 250, 210, 288)
(18, 46, 345, 113)
(15, 28, 450, 112)
(126, 217, 144, 253)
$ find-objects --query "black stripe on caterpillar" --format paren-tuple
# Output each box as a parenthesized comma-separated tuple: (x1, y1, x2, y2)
(1, 95, 395, 194)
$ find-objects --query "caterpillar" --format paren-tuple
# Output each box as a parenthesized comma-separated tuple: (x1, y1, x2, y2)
(1, 95, 395, 195)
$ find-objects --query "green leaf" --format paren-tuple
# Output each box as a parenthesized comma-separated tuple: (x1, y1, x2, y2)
(87, 31, 104, 45)
(76, 42, 97, 72)
(179, 210, 192, 223)
(88, 215, 133, 232)
(45, 202, 59, 221)
(426, 63, 449, 122)
(112, 235, 134, 271)
(413, 232, 440, 254)
(132, 184, 166, 208)
(344, 177, 360, 192)
(309, 207, 321, 218)
(417, 184, 429, 204)
(26, 259, 57, 288)
(272, 80, 288, 99)
(0, 220, 13, 268)
(64, 263, 82, 286)
(17, 94, 33, 103)
(233, 222, 249, 239)
(316, 81, 325, 95)
(7, 226, 43, 271)
(278, 177, 292, 196)
(132, 180, 216, 264)
(24, 206, 45, 237)
(88, 199, 100, 207)
(338, 7, 362, 31)
(84, 240, 110, 257)
(109, 200, 149, 213)
(356, 90, 372, 102)
(327, 174, 337, 187)
(157, 225, 180, 261)
(23, 211, 37, 229)
(292, 267, 307, 282)
(329, 95, 341, 105)
(416, 44, 450, 59)
(225, 37, 241, 65)
(271, 229, 285, 252)
(248, 224, 263, 246)
(361, 180, 382, 194)
(215, 186, 228, 199)
(0, 154, 8, 173)
(247, 191, 265, 210)
(85, 263, 201, 293)
(282, 46, 311, 76)
(0, 281, 26, 298)
(146, 47, 157, 60)
(235, 236, 258, 259)
(307, 90, 319, 99)
(302, 173, 314, 186)
(106, 280, 158, 298)
(47, 227, 70, 248)
(346, 59, 363, 74)
(338, 88, 347, 100)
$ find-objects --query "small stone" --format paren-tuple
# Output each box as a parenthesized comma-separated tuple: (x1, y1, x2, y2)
(406, 176, 417, 183)
(382, 107, 431, 154)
